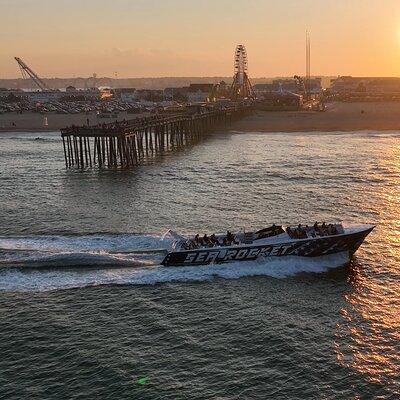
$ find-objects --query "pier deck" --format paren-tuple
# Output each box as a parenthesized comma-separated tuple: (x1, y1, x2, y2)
(60, 105, 251, 169)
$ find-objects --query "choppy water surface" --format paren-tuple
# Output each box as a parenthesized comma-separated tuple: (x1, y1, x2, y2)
(0, 130, 398, 399)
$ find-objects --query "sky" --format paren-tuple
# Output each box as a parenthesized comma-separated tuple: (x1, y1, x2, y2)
(1, 0, 400, 78)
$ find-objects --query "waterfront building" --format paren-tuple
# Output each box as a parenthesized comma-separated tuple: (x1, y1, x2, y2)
(256, 91, 303, 111)
(254, 78, 322, 95)
(164, 87, 189, 101)
(187, 83, 215, 103)
(330, 76, 400, 93)
(115, 88, 138, 103)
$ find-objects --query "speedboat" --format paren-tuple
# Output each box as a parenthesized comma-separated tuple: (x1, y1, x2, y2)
(161, 223, 374, 267)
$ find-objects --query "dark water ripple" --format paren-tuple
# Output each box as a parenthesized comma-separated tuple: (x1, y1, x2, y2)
(0, 130, 399, 399)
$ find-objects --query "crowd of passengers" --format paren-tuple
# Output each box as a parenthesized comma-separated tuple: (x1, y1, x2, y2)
(183, 231, 238, 250)
(286, 222, 338, 239)
(63, 115, 164, 134)
(182, 222, 339, 249)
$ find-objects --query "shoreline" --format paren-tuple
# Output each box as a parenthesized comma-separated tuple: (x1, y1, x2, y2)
(0, 127, 60, 133)
(1, 101, 400, 134)
(0, 110, 146, 133)
(229, 101, 400, 133)
(2, 128, 398, 135)
(229, 127, 400, 133)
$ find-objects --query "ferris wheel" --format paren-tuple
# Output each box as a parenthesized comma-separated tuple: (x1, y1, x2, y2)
(234, 45, 248, 82)
(231, 44, 255, 100)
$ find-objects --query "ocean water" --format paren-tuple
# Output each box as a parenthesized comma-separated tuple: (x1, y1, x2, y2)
(0, 130, 398, 399)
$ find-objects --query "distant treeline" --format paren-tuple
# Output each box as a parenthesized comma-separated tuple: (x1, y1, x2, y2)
(0, 77, 236, 90)
(0, 76, 333, 91)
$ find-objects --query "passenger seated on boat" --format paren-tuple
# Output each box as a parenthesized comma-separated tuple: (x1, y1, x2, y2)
(195, 234, 205, 247)
(210, 234, 220, 246)
(327, 224, 337, 235)
(318, 222, 328, 236)
(194, 233, 201, 245)
(312, 222, 338, 237)
(191, 240, 199, 249)
(230, 231, 239, 245)
(308, 224, 317, 237)
(203, 234, 213, 247)
(303, 224, 312, 237)
(313, 222, 323, 236)
(224, 231, 238, 246)
(224, 231, 231, 245)
(183, 240, 196, 250)
(287, 225, 308, 239)
(297, 224, 308, 239)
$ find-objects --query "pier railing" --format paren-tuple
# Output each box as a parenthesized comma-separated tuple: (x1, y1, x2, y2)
(60, 105, 251, 169)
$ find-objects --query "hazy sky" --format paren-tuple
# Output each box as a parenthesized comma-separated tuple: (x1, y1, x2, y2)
(1, 0, 400, 78)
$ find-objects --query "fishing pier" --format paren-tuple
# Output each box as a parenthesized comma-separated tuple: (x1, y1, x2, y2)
(61, 105, 251, 169)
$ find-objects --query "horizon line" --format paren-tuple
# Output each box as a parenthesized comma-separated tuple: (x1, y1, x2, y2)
(3, 74, 400, 81)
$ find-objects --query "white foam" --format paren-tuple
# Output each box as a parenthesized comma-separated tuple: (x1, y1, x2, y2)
(0, 233, 171, 253)
(0, 251, 350, 292)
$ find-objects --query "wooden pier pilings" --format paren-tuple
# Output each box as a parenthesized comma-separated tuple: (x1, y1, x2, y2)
(60, 105, 252, 169)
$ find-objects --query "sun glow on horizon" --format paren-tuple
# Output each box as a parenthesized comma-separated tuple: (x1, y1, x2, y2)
(1, 0, 400, 78)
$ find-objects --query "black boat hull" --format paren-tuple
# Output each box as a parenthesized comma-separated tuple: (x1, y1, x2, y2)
(161, 227, 374, 267)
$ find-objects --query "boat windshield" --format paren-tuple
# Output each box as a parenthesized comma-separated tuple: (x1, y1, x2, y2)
(254, 225, 285, 239)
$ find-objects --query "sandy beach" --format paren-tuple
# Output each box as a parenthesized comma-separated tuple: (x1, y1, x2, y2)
(0, 111, 142, 132)
(230, 101, 400, 132)
(1, 101, 400, 133)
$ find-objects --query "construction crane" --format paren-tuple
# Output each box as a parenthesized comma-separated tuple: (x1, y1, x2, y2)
(14, 57, 51, 91)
